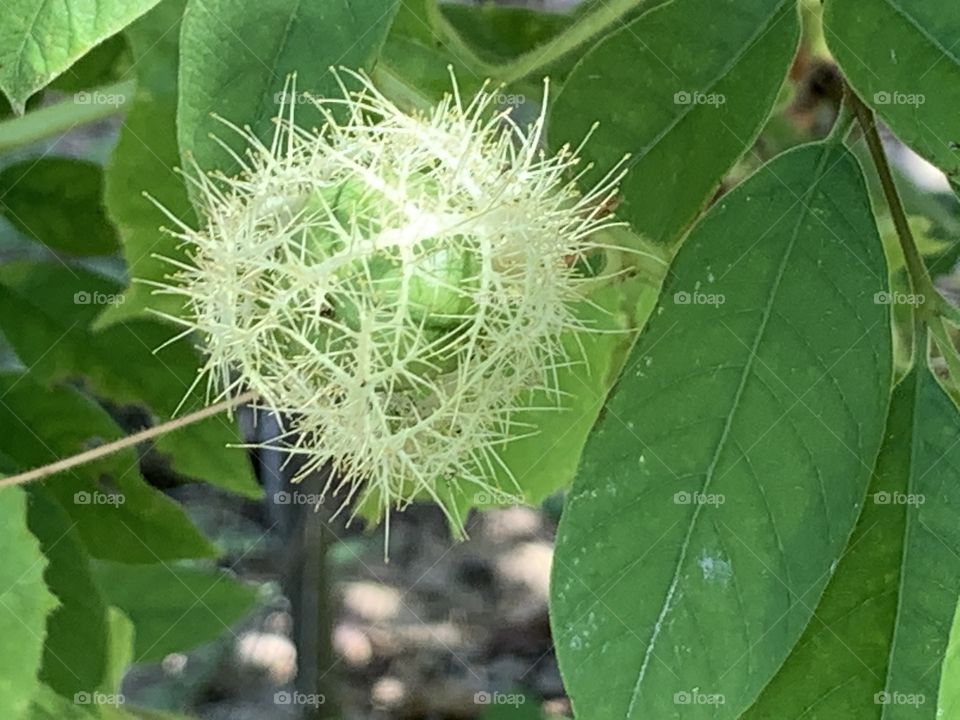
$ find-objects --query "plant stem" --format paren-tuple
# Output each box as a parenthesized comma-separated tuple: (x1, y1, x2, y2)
(930, 315, 960, 386)
(0, 79, 136, 153)
(371, 63, 435, 113)
(848, 90, 938, 316)
(495, 0, 657, 85)
(425, 2, 496, 77)
(826, 93, 854, 146)
(0, 390, 258, 489)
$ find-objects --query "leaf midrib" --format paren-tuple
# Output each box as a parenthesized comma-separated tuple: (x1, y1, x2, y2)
(626, 0, 793, 165)
(881, 0, 960, 70)
(625, 144, 840, 717)
(881, 368, 938, 720)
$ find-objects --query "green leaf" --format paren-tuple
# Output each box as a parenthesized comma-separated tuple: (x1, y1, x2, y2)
(28, 684, 96, 720)
(0, 487, 58, 719)
(824, 0, 960, 180)
(178, 0, 399, 177)
(0, 159, 119, 256)
(550, 143, 892, 719)
(388, 0, 436, 45)
(0, 374, 215, 562)
(47, 34, 129, 94)
(379, 36, 482, 106)
(102, 0, 194, 326)
(746, 360, 960, 718)
(0, 0, 162, 112)
(91, 560, 257, 662)
(492, 279, 660, 508)
(477, 691, 540, 719)
(0, 262, 260, 498)
(27, 487, 109, 699)
(441, 4, 573, 64)
(101, 608, 135, 694)
(552, 0, 799, 245)
(941, 596, 960, 718)
(102, 708, 199, 720)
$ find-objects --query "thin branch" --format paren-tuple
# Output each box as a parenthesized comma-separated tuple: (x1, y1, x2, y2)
(0, 390, 258, 489)
(494, 0, 659, 85)
(847, 89, 938, 316)
(0, 79, 137, 153)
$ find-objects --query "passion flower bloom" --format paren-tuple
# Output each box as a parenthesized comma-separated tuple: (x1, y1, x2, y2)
(157, 70, 627, 537)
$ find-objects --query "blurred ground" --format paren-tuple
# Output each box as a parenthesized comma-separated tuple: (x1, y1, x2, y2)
(121, 482, 567, 720)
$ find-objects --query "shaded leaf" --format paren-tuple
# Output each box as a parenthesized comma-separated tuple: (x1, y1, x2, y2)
(490, 279, 660, 508)
(27, 487, 109, 699)
(47, 34, 130, 93)
(178, 0, 399, 177)
(0, 373, 215, 562)
(746, 361, 960, 718)
(102, 0, 193, 325)
(825, 0, 960, 180)
(552, 0, 799, 245)
(441, 4, 572, 64)
(92, 560, 257, 662)
(0, 262, 260, 498)
(379, 36, 483, 106)
(0, 159, 119, 256)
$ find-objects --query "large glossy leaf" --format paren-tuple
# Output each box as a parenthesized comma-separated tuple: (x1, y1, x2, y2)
(0, 374, 215, 562)
(0, 487, 58, 718)
(0, 263, 260, 498)
(27, 487, 108, 699)
(552, 0, 799, 245)
(92, 561, 257, 662)
(824, 0, 960, 181)
(178, 0, 399, 177)
(746, 361, 960, 718)
(550, 143, 892, 719)
(0, 159, 119, 256)
(103, 0, 193, 326)
(0, 0, 161, 111)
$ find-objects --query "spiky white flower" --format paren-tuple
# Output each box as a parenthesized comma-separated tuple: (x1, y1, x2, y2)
(155, 70, 627, 537)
